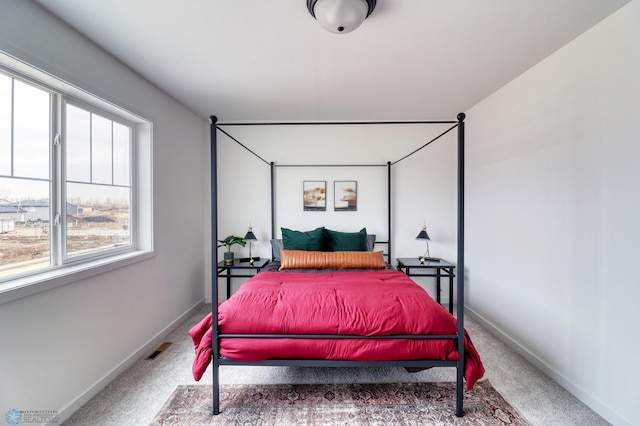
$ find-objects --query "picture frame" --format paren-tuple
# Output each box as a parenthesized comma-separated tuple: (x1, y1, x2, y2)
(334, 181, 357, 211)
(303, 181, 326, 211)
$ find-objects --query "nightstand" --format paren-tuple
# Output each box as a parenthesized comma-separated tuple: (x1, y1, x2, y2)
(216, 258, 269, 299)
(396, 258, 455, 314)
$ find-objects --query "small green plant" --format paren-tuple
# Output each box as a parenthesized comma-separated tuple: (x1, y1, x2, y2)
(217, 235, 246, 252)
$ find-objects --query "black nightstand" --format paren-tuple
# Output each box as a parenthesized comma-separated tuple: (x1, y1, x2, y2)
(396, 258, 455, 314)
(216, 258, 269, 299)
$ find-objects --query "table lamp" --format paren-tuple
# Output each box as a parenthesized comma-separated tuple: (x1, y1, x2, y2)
(416, 223, 438, 263)
(243, 226, 258, 265)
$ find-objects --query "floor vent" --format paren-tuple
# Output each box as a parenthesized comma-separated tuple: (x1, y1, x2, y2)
(147, 342, 172, 360)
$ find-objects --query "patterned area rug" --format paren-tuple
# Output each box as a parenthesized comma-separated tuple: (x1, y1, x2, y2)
(150, 381, 530, 425)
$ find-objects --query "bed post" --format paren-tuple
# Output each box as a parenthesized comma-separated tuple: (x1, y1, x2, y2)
(209, 115, 221, 415)
(387, 161, 392, 262)
(270, 162, 275, 240)
(455, 112, 466, 417)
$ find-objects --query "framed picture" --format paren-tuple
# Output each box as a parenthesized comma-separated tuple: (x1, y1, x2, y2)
(334, 181, 357, 211)
(303, 181, 326, 211)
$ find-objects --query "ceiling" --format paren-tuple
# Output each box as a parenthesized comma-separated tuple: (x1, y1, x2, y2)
(35, 0, 629, 122)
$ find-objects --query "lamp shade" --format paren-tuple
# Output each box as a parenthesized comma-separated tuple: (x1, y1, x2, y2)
(307, 0, 376, 34)
(244, 226, 257, 241)
(415, 225, 430, 241)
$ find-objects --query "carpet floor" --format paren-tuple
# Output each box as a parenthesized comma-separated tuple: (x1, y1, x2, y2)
(151, 381, 531, 426)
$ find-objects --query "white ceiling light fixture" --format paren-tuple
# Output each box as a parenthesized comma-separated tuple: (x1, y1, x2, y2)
(307, 0, 377, 34)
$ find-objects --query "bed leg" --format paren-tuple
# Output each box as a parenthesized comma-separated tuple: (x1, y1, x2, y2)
(213, 353, 220, 415)
(455, 363, 464, 417)
(213, 361, 220, 415)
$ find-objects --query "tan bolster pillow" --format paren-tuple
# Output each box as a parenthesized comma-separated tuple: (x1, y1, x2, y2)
(279, 249, 387, 270)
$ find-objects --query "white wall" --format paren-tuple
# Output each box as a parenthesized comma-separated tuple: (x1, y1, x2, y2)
(0, 1, 207, 422)
(209, 122, 459, 300)
(465, 2, 640, 425)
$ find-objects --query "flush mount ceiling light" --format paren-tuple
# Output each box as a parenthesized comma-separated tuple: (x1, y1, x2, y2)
(307, 0, 377, 34)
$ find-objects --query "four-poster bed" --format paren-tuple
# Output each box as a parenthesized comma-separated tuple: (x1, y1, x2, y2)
(189, 113, 483, 417)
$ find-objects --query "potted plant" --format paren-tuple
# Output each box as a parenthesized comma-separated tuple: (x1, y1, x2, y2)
(218, 235, 246, 265)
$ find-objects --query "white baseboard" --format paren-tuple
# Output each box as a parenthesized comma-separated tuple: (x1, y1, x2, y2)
(464, 305, 631, 426)
(52, 299, 205, 425)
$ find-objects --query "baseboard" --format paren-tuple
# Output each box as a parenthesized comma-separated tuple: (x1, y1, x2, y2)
(464, 305, 632, 426)
(53, 299, 205, 425)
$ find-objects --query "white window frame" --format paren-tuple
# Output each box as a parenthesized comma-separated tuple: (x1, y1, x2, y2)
(60, 97, 136, 264)
(0, 54, 154, 305)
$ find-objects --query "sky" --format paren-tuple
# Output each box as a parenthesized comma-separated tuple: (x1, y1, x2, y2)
(1, 72, 130, 206)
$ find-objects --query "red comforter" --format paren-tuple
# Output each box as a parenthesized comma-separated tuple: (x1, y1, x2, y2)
(190, 270, 484, 388)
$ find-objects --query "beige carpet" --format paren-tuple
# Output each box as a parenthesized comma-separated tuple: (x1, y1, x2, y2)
(151, 381, 530, 425)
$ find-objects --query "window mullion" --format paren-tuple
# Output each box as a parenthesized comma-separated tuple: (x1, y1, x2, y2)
(111, 121, 115, 185)
(10, 78, 14, 176)
(51, 94, 64, 266)
(89, 112, 93, 184)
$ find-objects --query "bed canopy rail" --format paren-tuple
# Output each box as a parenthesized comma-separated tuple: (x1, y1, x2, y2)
(208, 113, 467, 416)
(212, 117, 461, 261)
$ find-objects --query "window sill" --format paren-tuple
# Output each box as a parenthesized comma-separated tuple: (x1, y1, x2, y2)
(0, 250, 155, 306)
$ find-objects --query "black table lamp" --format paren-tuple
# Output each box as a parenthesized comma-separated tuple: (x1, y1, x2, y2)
(244, 226, 258, 265)
(416, 224, 438, 263)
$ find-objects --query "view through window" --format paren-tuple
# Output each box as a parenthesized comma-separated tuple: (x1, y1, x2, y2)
(0, 70, 134, 281)
(65, 103, 132, 260)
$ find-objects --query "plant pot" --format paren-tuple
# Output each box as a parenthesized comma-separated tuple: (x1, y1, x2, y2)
(223, 251, 234, 265)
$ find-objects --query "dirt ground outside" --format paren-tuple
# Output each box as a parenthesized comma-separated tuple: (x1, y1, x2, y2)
(0, 209, 129, 278)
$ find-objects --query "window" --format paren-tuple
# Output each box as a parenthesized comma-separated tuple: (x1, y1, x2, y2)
(0, 75, 52, 277)
(0, 67, 150, 285)
(64, 102, 132, 260)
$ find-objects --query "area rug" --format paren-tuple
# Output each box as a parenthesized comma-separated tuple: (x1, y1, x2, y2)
(150, 381, 530, 425)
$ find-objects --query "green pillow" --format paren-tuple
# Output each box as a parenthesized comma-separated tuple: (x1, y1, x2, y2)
(325, 228, 368, 251)
(281, 227, 326, 251)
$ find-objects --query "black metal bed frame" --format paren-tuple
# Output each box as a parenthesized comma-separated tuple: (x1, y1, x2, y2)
(208, 113, 466, 416)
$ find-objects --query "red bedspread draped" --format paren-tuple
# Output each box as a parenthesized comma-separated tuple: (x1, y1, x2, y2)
(190, 270, 484, 389)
